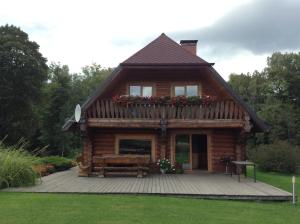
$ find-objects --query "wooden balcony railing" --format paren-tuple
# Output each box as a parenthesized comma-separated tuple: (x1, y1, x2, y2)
(86, 100, 244, 120)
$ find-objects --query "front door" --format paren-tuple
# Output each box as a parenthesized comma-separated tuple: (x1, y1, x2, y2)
(192, 134, 208, 170)
(175, 134, 208, 170)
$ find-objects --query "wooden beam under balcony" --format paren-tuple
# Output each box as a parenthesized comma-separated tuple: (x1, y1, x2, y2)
(167, 119, 244, 128)
(87, 118, 245, 129)
(87, 118, 161, 128)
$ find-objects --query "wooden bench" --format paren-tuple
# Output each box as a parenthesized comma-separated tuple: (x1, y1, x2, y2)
(92, 155, 150, 178)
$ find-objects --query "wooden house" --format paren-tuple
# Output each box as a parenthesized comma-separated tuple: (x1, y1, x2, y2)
(63, 33, 268, 177)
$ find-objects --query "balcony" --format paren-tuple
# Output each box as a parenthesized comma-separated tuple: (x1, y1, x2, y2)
(85, 99, 248, 129)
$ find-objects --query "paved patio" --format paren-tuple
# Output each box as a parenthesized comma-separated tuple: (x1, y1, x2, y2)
(2, 167, 292, 201)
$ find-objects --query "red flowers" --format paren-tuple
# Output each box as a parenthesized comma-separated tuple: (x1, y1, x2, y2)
(112, 95, 216, 106)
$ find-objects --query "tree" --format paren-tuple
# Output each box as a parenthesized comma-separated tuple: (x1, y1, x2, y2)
(228, 71, 269, 112)
(70, 63, 112, 106)
(228, 52, 300, 147)
(39, 63, 76, 155)
(38, 63, 112, 155)
(258, 99, 300, 144)
(0, 25, 48, 144)
(264, 52, 300, 106)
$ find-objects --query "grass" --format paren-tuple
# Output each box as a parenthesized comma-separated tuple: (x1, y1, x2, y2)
(0, 193, 299, 224)
(0, 169, 299, 223)
(247, 167, 300, 196)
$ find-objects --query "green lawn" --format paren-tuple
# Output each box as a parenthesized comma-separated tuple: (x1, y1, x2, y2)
(0, 169, 299, 224)
(247, 167, 300, 196)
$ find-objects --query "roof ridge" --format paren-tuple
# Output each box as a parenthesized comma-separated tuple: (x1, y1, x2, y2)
(121, 33, 211, 65)
(121, 34, 163, 64)
(162, 34, 210, 64)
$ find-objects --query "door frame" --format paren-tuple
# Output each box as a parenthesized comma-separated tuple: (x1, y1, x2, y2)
(170, 130, 212, 172)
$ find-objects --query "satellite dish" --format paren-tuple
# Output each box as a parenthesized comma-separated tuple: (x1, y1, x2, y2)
(74, 104, 81, 122)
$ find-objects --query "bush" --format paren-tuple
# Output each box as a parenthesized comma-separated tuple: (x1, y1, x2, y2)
(0, 142, 39, 189)
(249, 141, 300, 173)
(157, 158, 172, 171)
(40, 156, 75, 172)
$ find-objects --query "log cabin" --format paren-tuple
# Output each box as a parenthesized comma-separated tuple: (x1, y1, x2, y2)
(63, 33, 268, 177)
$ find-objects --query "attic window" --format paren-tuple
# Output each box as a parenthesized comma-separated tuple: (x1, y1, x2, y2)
(129, 85, 153, 97)
(174, 85, 199, 96)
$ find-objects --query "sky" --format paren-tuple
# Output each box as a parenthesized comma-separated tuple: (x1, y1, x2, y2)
(1, 0, 300, 80)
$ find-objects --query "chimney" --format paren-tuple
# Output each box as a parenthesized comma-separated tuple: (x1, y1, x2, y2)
(180, 40, 198, 55)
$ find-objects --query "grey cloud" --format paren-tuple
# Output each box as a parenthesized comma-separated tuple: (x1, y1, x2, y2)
(172, 0, 300, 54)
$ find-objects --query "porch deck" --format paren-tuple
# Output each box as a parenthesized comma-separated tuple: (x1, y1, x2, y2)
(2, 167, 292, 201)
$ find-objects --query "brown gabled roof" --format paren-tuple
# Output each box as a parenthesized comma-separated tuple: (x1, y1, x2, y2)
(121, 33, 212, 66)
(62, 33, 269, 132)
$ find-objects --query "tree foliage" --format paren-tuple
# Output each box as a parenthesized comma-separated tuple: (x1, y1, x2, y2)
(0, 25, 112, 155)
(37, 63, 111, 155)
(229, 52, 300, 146)
(0, 25, 48, 144)
(265, 52, 300, 106)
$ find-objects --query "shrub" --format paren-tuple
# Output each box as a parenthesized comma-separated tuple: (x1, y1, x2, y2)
(0, 142, 39, 189)
(40, 156, 75, 172)
(157, 158, 172, 171)
(249, 141, 300, 173)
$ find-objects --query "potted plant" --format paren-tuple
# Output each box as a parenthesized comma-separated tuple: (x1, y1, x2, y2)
(157, 158, 171, 174)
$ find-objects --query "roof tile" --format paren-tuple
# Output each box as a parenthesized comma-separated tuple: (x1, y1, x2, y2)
(122, 33, 210, 65)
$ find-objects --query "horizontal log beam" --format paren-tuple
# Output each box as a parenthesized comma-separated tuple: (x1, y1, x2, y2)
(87, 118, 161, 128)
(167, 119, 244, 128)
(87, 118, 244, 129)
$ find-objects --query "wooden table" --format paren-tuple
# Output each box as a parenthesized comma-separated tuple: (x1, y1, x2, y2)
(231, 161, 256, 182)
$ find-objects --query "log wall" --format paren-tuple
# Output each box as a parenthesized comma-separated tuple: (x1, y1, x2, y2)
(102, 69, 232, 100)
(83, 128, 242, 173)
(210, 129, 237, 172)
(86, 129, 171, 171)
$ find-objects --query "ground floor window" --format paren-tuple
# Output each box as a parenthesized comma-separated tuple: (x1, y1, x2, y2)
(115, 135, 155, 161)
(119, 139, 151, 155)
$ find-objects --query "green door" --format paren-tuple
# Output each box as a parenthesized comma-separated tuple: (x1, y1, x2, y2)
(175, 135, 191, 170)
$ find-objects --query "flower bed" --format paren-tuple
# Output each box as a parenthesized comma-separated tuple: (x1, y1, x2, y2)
(34, 156, 76, 177)
(112, 95, 216, 106)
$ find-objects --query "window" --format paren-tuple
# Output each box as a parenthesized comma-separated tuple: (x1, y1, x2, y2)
(174, 85, 199, 96)
(129, 86, 141, 96)
(142, 86, 152, 97)
(129, 85, 153, 97)
(175, 86, 185, 96)
(186, 85, 198, 96)
(119, 139, 151, 155)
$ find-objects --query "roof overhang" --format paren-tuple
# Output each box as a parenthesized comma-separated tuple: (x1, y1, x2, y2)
(208, 67, 270, 132)
(120, 63, 215, 67)
(63, 64, 269, 133)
